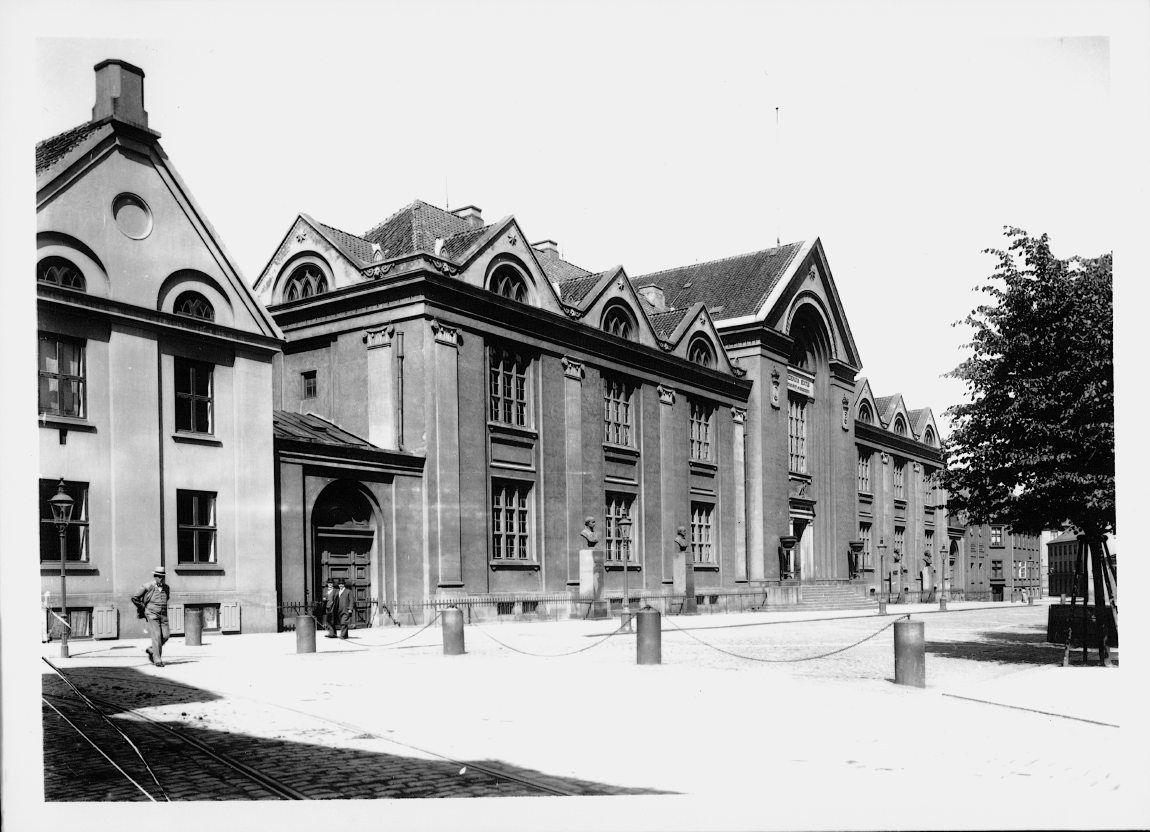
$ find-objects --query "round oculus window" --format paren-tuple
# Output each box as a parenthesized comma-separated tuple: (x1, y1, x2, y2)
(112, 193, 153, 240)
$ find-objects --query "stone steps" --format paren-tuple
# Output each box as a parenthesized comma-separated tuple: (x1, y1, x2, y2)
(796, 585, 876, 610)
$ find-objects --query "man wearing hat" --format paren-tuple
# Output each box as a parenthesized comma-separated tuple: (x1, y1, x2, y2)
(131, 567, 171, 667)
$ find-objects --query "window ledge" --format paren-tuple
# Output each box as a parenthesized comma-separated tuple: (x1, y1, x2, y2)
(893, 498, 907, 510)
(689, 459, 718, 472)
(602, 442, 640, 458)
(692, 563, 720, 572)
(789, 471, 812, 482)
(858, 491, 874, 503)
(174, 563, 225, 574)
(487, 422, 538, 441)
(603, 563, 642, 572)
(173, 432, 222, 447)
(40, 563, 99, 575)
(489, 560, 541, 571)
(39, 415, 96, 433)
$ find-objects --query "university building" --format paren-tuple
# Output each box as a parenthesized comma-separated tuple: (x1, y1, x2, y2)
(36, 61, 283, 638)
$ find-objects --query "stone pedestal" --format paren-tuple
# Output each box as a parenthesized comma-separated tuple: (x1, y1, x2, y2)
(673, 551, 697, 614)
(579, 548, 608, 619)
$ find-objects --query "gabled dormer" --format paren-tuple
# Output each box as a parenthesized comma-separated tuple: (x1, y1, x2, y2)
(448, 216, 566, 316)
(854, 378, 879, 426)
(909, 408, 941, 448)
(558, 266, 663, 351)
(253, 214, 373, 306)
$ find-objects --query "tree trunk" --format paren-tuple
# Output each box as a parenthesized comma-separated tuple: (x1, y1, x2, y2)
(1088, 538, 1112, 667)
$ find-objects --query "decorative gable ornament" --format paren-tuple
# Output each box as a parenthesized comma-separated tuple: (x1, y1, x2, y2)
(808, 264, 818, 282)
(296, 233, 307, 244)
(508, 234, 518, 246)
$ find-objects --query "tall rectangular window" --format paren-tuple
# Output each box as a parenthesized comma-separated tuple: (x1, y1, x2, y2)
(925, 529, 934, 560)
(39, 479, 89, 562)
(175, 357, 214, 434)
(690, 502, 715, 564)
(491, 479, 531, 560)
(991, 560, 1003, 580)
(990, 526, 1004, 547)
(488, 346, 529, 427)
(604, 492, 635, 563)
(177, 490, 217, 563)
(689, 399, 714, 461)
(38, 334, 85, 418)
(788, 397, 807, 473)
(894, 525, 905, 555)
(301, 370, 317, 399)
(859, 522, 872, 570)
(894, 460, 906, 499)
(857, 450, 872, 493)
(602, 376, 633, 446)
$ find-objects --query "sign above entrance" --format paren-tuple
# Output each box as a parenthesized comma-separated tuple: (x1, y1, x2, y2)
(787, 371, 814, 398)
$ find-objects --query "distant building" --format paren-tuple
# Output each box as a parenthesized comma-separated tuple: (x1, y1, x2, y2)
(1047, 530, 1117, 599)
(960, 523, 1041, 601)
(36, 61, 283, 638)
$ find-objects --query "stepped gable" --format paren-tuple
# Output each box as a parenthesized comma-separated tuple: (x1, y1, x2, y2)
(631, 241, 805, 320)
(35, 120, 107, 175)
(362, 200, 472, 260)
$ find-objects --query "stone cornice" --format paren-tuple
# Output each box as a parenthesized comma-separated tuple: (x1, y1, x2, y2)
(271, 268, 753, 402)
(37, 287, 283, 354)
(275, 437, 425, 474)
(855, 421, 944, 466)
(716, 321, 793, 361)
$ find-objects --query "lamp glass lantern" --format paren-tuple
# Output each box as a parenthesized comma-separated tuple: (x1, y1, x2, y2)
(618, 512, 634, 627)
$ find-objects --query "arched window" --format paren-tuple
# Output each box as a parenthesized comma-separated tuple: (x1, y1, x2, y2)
(893, 415, 907, 436)
(602, 305, 635, 340)
(37, 256, 85, 291)
(923, 426, 936, 447)
(174, 290, 215, 322)
(687, 335, 715, 368)
(489, 264, 528, 303)
(858, 402, 874, 424)
(283, 264, 329, 302)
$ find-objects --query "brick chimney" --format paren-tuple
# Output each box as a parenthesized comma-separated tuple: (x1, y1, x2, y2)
(92, 59, 149, 129)
(532, 240, 559, 258)
(451, 205, 483, 230)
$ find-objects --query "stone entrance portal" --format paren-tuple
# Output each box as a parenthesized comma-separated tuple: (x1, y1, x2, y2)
(312, 481, 377, 629)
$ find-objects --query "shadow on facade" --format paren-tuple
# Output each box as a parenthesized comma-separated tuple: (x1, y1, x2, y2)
(923, 623, 1115, 666)
(43, 668, 669, 801)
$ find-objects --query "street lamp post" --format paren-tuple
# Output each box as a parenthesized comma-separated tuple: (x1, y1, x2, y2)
(939, 544, 949, 611)
(619, 512, 633, 633)
(877, 538, 888, 615)
(48, 479, 75, 659)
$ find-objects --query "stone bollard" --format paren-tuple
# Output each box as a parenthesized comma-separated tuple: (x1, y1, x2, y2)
(441, 606, 465, 655)
(295, 614, 316, 654)
(894, 618, 925, 687)
(878, 594, 888, 615)
(184, 607, 203, 647)
(939, 593, 948, 612)
(636, 606, 661, 665)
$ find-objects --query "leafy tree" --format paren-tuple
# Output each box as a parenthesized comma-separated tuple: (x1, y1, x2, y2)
(942, 228, 1113, 538)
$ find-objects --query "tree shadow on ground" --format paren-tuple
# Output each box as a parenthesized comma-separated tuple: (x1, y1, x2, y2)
(924, 623, 1117, 666)
(43, 667, 669, 801)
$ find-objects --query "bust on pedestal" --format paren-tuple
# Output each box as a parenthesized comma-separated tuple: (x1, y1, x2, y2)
(578, 517, 608, 619)
(672, 526, 697, 615)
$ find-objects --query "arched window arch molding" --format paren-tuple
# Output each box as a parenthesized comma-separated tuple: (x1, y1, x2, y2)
(892, 413, 909, 436)
(601, 300, 639, 341)
(857, 399, 876, 424)
(157, 270, 235, 327)
(36, 232, 110, 298)
(274, 252, 335, 304)
(483, 254, 538, 307)
(309, 477, 384, 527)
(686, 333, 717, 368)
(922, 425, 937, 447)
(784, 293, 839, 364)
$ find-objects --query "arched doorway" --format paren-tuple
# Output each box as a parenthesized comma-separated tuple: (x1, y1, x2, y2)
(312, 480, 378, 629)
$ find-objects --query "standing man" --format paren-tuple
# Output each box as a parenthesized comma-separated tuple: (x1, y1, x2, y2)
(334, 579, 354, 639)
(321, 579, 338, 638)
(131, 567, 170, 667)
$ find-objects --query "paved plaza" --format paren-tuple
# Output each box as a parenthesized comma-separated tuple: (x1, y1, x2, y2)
(35, 600, 1145, 830)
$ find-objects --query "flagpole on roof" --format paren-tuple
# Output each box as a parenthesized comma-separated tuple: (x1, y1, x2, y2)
(775, 105, 781, 248)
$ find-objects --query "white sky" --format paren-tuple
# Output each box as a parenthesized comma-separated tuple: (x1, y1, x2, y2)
(28, 3, 1116, 432)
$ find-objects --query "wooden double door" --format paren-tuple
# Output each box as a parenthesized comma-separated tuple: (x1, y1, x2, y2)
(316, 529, 373, 628)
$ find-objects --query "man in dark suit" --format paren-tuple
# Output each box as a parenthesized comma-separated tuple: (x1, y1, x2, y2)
(333, 579, 355, 639)
(320, 579, 337, 638)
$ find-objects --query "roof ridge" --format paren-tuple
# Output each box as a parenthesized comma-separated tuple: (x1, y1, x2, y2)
(632, 240, 805, 282)
(362, 200, 419, 239)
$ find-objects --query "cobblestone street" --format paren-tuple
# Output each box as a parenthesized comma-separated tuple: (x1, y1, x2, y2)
(35, 601, 1143, 828)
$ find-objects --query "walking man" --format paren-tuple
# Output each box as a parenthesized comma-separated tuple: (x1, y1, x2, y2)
(321, 579, 338, 638)
(334, 579, 354, 639)
(131, 566, 170, 667)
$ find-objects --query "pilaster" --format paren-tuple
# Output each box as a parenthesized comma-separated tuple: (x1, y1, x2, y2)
(562, 356, 585, 587)
(429, 319, 463, 589)
(364, 326, 396, 449)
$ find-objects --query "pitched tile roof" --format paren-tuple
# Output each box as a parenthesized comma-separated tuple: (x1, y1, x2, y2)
(908, 408, 932, 436)
(313, 219, 376, 265)
(35, 120, 107, 175)
(557, 270, 609, 306)
(874, 395, 901, 425)
(439, 225, 492, 261)
(649, 308, 689, 340)
(363, 200, 472, 259)
(537, 253, 593, 284)
(631, 241, 805, 320)
(1049, 529, 1079, 545)
(273, 411, 381, 452)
